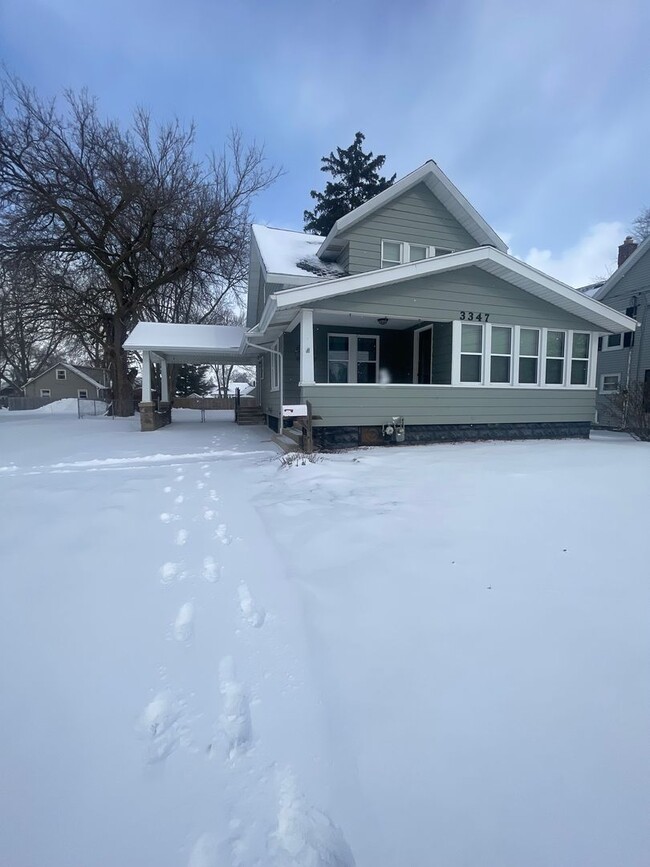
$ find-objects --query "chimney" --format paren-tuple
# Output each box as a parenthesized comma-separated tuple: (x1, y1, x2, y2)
(618, 235, 638, 267)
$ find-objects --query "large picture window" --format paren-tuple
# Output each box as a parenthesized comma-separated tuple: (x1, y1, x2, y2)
(545, 330, 565, 385)
(328, 335, 378, 383)
(490, 326, 512, 383)
(518, 328, 540, 384)
(460, 324, 483, 383)
(570, 333, 590, 385)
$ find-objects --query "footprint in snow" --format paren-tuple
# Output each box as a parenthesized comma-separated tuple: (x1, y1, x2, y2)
(197, 481, 206, 490)
(238, 582, 265, 628)
(218, 656, 252, 760)
(136, 691, 181, 764)
(163, 486, 172, 493)
(202, 556, 221, 583)
(176, 474, 185, 482)
(173, 602, 195, 643)
(203, 509, 215, 521)
(269, 768, 356, 867)
(160, 562, 181, 584)
(174, 494, 184, 505)
(160, 512, 173, 523)
(175, 529, 189, 546)
(215, 524, 231, 545)
(209, 490, 219, 502)
(203, 471, 211, 478)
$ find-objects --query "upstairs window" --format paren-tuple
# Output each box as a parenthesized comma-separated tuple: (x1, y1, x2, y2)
(56, 369, 66, 380)
(605, 333, 622, 350)
(380, 240, 454, 268)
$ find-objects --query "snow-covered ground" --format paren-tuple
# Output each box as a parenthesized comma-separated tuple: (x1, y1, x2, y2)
(1, 408, 648, 866)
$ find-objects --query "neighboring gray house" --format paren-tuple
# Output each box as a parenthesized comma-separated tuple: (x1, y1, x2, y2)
(23, 362, 109, 402)
(589, 235, 650, 427)
(126, 160, 636, 445)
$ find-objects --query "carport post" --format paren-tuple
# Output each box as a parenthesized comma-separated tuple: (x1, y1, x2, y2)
(142, 351, 152, 402)
(160, 358, 169, 403)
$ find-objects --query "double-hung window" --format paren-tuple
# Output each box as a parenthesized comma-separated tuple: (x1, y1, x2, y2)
(518, 329, 540, 384)
(56, 369, 66, 380)
(545, 331, 566, 385)
(570, 333, 590, 385)
(381, 240, 454, 268)
(460, 324, 483, 383)
(490, 326, 512, 383)
(600, 373, 620, 394)
(328, 335, 378, 383)
(78, 389, 88, 399)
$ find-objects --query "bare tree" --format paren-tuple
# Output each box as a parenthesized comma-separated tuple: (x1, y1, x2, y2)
(605, 380, 650, 440)
(632, 207, 650, 243)
(0, 261, 67, 388)
(0, 75, 276, 414)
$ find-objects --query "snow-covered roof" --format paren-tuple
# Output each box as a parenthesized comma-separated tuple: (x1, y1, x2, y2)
(124, 322, 257, 364)
(577, 281, 605, 299)
(252, 225, 347, 280)
(317, 160, 508, 258)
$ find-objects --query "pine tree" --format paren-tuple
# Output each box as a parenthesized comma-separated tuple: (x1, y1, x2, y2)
(303, 132, 396, 236)
(175, 364, 212, 396)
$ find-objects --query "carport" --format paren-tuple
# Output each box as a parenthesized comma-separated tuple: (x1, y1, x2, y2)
(124, 322, 260, 431)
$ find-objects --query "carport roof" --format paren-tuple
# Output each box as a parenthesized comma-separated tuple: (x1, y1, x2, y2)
(124, 322, 257, 364)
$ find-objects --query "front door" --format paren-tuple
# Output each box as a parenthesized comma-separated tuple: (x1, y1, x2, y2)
(415, 326, 433, 384)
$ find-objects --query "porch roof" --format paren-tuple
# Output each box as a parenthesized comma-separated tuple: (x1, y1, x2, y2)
(124, 322, 258, 365)
(255, 246, 638, 337)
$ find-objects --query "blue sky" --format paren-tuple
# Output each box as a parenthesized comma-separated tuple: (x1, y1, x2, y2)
(2, 0, 649, 286)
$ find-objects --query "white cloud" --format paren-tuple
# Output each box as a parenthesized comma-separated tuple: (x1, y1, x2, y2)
(514, 222, 624, 288)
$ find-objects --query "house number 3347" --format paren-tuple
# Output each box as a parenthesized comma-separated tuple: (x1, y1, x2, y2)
(459, 311, 490, 322)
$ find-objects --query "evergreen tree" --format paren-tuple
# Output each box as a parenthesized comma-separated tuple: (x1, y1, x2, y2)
(175, 364, 212, 396)
(304, 132, 396, 236)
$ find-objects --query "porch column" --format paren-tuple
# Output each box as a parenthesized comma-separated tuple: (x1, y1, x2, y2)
(300, 308, 315, 384)
(160, 358, 169, 403)
(141, 350, 152, 402)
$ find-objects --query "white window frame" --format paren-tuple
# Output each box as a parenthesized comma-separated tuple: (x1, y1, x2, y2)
(327, 333, 380, 384)
(488, 325, 513, 384)
(451, 322, 596, 389)
(381, 239, 455, 268)
(40, 389, 51, 397)
(270, 340, 280, 392)
(78, 389, 89, 399)
(599, 373, 621, 394)
(602, 333, 623, 351)
(56, 368, 66, 380)
(569, 332, 591, 386)
(515, 326, 541, 386)
(543, 329, 566, 386)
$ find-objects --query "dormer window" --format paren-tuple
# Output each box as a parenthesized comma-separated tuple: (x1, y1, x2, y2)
(381, 240, 454, 268)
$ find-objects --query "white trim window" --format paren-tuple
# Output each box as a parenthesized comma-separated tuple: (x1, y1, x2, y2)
(328, 334, 379, 383)
(600, 373, 621, 394)
(56, 368, 66, 380)
(518, 328, 540, 384)
(381, 239, 454, 268)
(270, 340, 280, 392)
(603, 333, 623, 351)
(40, 389, 51, 397)
(489, 325, 512, 384)
(570, 333, 590, 385)
(544, 330, 566, 385)
(459, 323, 483, 383)
(78, 389, 88, 399)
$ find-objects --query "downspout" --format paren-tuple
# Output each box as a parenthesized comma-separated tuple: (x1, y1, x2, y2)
(245, 339, 284, 430)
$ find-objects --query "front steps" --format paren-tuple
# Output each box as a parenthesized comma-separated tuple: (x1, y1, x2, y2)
(235, 405, 266, 425)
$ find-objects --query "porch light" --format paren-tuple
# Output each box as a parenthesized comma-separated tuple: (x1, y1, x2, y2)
(377, 317, 388, 325)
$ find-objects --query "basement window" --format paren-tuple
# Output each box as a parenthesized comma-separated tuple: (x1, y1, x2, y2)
(40, 389, 51, 397)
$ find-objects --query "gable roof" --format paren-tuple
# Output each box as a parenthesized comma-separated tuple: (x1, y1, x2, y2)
(23, 362, 108, 390)
(317, 160, 508, 258)
(593, 235, 650, 300)
(254, 247, 637, 337)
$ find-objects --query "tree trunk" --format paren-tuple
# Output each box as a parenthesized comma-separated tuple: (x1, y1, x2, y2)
(107, 315, 134, 416)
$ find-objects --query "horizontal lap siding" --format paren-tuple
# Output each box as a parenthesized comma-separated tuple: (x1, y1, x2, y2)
(341, 184, 478, 274)
(314, 267, 598, 331)
(301, 385, 595, 426)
